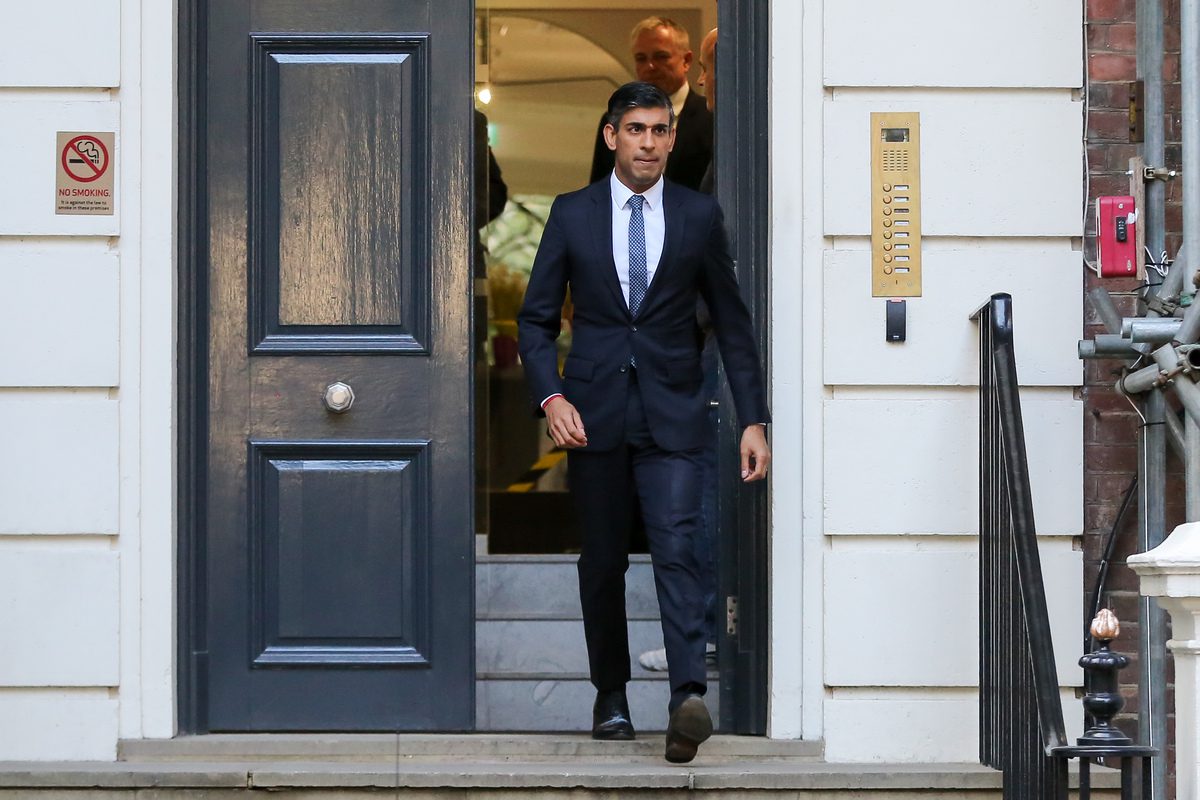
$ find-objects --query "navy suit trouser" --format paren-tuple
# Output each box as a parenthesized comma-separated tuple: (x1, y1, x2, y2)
(568, 369, 708, 712)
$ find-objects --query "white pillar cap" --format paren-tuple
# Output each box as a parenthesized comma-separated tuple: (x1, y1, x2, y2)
(1128, 522, 1200, 598)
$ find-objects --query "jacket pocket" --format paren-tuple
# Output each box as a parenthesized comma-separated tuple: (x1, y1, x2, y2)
(563, 356, 595, 381)
(665, 357, 702, 385)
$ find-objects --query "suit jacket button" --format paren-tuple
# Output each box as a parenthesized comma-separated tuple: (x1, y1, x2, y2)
(619, 365, 628, 373)
(631, 325, 638, 332)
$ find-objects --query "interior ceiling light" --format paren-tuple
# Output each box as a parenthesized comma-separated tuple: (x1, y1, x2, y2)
(477, 86, 493, 104)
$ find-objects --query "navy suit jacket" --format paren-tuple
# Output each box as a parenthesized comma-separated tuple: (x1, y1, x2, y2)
(517, 178, 769, 453)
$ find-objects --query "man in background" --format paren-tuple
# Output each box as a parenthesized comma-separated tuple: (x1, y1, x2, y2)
(588, 17, 712, 190)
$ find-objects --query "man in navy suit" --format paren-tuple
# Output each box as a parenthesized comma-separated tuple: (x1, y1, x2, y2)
(517, 82, 770, 764)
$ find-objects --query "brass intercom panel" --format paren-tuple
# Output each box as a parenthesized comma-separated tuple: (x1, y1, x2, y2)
(871, 112, 922, 297)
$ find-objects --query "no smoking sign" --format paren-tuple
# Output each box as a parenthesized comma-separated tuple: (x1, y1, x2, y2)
(56, 131, 115, 215)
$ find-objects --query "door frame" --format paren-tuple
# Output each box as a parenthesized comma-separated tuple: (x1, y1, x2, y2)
(714, 0, 770, 735)
(175, 0, 771, 734)
(177, 0, 206, 733)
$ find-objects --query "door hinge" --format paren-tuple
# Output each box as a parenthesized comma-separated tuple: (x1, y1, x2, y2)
(726, 595, 739, 636)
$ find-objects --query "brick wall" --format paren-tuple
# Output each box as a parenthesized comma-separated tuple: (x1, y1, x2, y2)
(1084, 0, 1182, 790)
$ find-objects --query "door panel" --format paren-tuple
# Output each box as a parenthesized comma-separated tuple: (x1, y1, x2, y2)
(202, 0, 473, 731)
(251, 34, 429, 349)
(248, 441, 430, 666)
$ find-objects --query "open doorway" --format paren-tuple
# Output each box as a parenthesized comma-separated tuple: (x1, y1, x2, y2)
(471, 2, 738, 734)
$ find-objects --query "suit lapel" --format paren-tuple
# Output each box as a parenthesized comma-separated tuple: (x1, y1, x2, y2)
(589, 181, 631, 317)
(676, 90, 700, 128)
(637, 181, 685, 318)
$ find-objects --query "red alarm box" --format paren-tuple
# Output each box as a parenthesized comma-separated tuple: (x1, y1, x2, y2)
(1096, 196, 1138, 277)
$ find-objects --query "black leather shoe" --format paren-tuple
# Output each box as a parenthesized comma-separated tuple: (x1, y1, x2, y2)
(591, 689, 635, 740)
(664, 695, 712, 763)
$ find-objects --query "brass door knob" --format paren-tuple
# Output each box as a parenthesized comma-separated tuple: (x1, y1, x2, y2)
(323, 382, 355, 413)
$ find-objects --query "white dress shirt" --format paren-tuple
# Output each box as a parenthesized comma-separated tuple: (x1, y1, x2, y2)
(610, 171, 666, 308)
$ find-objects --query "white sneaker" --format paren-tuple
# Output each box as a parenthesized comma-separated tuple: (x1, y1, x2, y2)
(638, 647, 669, 671)
(638, 644, 718, 672)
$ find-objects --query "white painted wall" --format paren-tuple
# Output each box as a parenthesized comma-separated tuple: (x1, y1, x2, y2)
(768, 0, 1085, 760)
(0, 102, 121, 236)
(0, 252, 119, 387)
(822, 0, 1080, 89)
(0, 0, 175, 760)
(0, 3, 121, 88)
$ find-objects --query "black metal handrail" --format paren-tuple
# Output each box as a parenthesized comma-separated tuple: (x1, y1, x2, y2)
(975, 293, 1069, 799)
(976, 294, 1158, 800)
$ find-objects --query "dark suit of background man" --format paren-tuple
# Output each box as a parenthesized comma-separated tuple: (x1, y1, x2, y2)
(588, 17, 712, 191)
(518, 82, 770, 764)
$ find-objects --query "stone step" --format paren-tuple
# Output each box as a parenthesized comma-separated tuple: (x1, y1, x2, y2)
(119, 734, 822, 762)
(476, 619, 665, 675)
(476, 678, 717, 732)
(476, 555, 659, 620)
(0, 755, 1120, 798)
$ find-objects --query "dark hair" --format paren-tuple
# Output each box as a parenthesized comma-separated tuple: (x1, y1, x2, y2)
(604, 81, 675, 131)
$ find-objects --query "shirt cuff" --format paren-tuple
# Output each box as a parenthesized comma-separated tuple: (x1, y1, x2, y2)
(540, 393, 564, 410)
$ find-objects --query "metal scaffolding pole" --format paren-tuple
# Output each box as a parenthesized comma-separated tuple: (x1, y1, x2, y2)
(1184, 0, 1200, 308)
(1190, 414, 1200, 517)
(1138, 391, 1169, 800)
(1182, 0, 1200, 528)
(1136, 2, 1170, 796)
(1139, 0, 1166, 266)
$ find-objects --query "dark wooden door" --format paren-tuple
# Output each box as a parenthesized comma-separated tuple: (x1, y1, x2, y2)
(201, 0, 474, 730)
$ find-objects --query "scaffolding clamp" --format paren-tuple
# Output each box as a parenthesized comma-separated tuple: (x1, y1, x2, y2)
(1142, 165, 1180, 182)
(1145, 294, 1179, 318)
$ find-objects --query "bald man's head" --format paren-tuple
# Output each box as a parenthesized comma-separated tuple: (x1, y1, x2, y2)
(698, 28, 717, 112)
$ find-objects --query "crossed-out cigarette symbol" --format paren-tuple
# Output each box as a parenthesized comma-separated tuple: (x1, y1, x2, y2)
(62, 135, 109, 183)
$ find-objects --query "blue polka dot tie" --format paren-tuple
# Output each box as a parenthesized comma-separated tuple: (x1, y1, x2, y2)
(627, 194, 647, 316)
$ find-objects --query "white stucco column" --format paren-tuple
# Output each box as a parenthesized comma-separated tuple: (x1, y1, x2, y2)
(1128, 522, 1200, 800)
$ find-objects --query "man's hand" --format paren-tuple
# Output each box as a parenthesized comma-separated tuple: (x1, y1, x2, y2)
(545, 396, 588, 449)
(740, 425, 770, 482)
